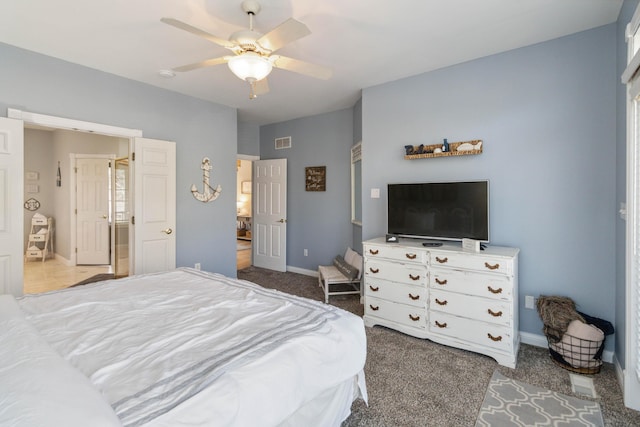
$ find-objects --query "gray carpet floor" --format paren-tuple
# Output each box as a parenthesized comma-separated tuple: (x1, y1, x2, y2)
(237, 266, 640, 427)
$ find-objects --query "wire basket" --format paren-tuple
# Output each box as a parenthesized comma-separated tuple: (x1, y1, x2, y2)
(547, 334, 604, 375)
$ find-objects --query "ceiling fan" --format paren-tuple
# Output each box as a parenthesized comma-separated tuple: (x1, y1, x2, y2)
(161, 0, 332, 99)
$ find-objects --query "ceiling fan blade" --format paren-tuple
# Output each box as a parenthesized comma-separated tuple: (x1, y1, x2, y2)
(271, 55, 332, 80)
(253, 78, 270, 96)
(161, 17, 236, 50)
(172, 56, 230, 72)
(257, 18, 311, 53)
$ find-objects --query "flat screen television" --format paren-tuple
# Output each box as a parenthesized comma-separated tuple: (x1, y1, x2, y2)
(387, 180, 489, 242)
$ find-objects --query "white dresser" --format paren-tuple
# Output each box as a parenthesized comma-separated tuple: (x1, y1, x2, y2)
(363, 237, 519, 368)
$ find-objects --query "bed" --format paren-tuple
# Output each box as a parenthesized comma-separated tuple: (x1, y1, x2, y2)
(0, 268, 367, 427)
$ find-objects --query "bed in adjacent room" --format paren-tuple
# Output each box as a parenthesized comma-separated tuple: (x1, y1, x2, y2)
(0, 268, 368, 427)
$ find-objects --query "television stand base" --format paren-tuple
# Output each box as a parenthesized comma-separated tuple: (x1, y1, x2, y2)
(422, 241, 443, 247)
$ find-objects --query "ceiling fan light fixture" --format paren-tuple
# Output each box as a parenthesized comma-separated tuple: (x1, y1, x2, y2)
(228, 52, 272, 82)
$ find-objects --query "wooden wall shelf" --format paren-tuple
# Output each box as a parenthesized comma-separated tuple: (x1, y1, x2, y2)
(404, 139, 483, 160)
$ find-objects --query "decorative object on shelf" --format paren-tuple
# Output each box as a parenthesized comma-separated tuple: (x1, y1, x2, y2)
(25, 171, 39, 180)
(404, 139, 483, 160)
(190, 157, 222, 203)
(305, 166, 326, 191)
(56, 161, 61, 187)
(241, 181, 252, 194)
(24, 198, 40, 211)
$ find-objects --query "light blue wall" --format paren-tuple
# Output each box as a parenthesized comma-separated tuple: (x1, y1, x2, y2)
(361, 25, 618, 347)
(0, 42, 238, 277)
(616, 0, 639, 368)
(238, 121, 260, 156)
(260, 108, 354, 270)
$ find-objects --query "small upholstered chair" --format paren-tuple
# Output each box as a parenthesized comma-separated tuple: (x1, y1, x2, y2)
(318, 247, 363, 304)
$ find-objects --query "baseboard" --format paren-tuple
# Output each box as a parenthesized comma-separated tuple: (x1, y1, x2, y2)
(54, 253, 72, 266)
(286, 266, 318, 277)
(613, 352, 625, 392)
(519, 331, 614, 364)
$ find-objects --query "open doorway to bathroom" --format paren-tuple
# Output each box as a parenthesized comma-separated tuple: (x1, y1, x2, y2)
(237, 158, 253, 270)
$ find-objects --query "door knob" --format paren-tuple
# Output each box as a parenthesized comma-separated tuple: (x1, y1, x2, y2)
(277, 219, 287, 223)
(162, 228, 173, 234)
(102, 215, 108, 219)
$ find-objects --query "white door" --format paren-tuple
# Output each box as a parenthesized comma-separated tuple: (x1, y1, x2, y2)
(76, 158, 110, 265)
(0, 117, 23, 296)
(132, 137, 176, 274)
(253, 159, 287, 272)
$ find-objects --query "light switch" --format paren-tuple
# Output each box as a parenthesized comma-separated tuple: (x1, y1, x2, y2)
(371, 188, 380, 198)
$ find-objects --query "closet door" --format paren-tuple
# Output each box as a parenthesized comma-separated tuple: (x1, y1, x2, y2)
(132, 137, 176, 274)
(0, 117, 24, 296)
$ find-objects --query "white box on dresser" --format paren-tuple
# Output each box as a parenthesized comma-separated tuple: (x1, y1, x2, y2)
(363, 237, 520, 368)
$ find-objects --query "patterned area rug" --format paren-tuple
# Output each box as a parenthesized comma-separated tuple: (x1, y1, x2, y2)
(476, 371, 603, 426)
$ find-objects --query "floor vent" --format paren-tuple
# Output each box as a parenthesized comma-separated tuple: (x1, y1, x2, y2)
(275, 136, 291, 150)
(569, 373, 598, 398)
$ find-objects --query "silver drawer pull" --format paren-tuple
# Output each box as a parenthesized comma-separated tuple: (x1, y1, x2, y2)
(488, 309, 503, 317)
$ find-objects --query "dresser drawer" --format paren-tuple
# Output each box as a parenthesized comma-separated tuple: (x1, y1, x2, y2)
(429, 312, 513, 352)
(429, 289, 511, 326)
(365, 296, 427, 329)
(429, 268, 512, 300)
(26, 250, 43, 257)
(365, 260, 426, 286)
(365, 278, 426, 308)
(29, 234, 46, 242)
(430, 251, 513, 275)
(364, 244, 427, 264)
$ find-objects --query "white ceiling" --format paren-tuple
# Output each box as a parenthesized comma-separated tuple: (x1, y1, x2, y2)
(0, 0, 623, 125)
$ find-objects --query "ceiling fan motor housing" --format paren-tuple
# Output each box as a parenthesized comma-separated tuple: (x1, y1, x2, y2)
(229, 29, 264, 53)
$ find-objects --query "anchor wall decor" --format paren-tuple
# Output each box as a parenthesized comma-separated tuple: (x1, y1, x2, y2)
(191, 157, 222, 203)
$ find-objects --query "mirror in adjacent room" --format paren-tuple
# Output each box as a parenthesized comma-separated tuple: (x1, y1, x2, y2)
(351, 141, 362, 225)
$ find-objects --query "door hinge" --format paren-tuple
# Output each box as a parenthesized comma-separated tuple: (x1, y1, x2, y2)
(75, 248, 77, 253)
(74, 167, 78, 173)
(132, 152, 135, 161)
(74, 208, 77, 215)
(131, 216, 135, 225)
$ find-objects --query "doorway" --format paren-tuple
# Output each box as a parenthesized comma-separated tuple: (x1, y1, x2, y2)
(237, 157, 253, 270)
(23, 128, 127, 292)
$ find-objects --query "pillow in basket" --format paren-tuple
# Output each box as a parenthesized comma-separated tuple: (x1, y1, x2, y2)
(549, 320, 604, 368)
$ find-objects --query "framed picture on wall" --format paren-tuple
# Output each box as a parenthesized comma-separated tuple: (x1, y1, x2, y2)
(305, 166, 326, 191)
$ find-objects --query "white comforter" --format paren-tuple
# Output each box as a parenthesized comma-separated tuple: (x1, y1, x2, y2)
(8, 268, 367, 426)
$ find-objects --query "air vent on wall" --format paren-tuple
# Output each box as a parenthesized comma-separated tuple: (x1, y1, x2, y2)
(275, 136, 292, 150)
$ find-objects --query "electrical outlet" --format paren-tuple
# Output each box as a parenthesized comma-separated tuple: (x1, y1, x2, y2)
(525, 295, 535, 309)
(303, 249, 308, 257)
(194, 263, 201, 270)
